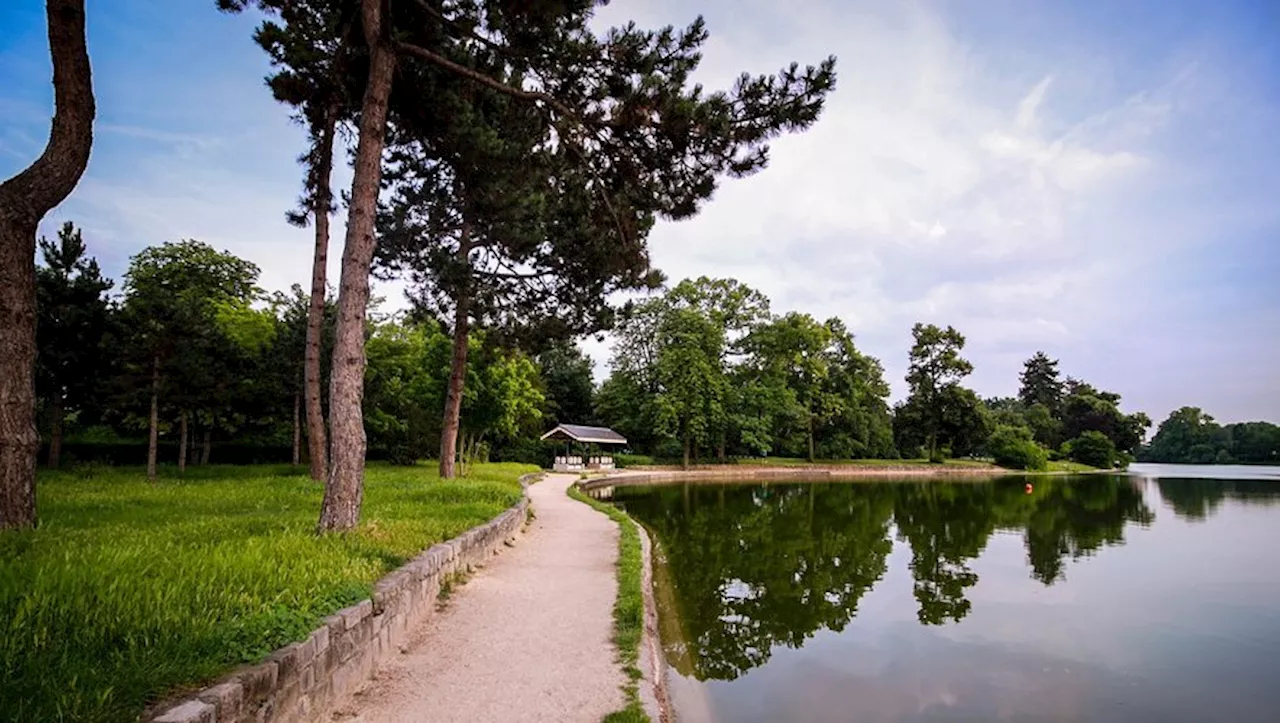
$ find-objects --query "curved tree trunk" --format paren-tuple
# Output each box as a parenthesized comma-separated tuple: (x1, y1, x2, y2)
(318, 0, 396, 533)
(304, 103, 339, 482)
(0, 0, 94, 530)
(437, 221, 473, 479)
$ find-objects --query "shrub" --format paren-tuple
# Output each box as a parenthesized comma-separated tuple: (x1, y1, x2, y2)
(1068, 431, 1117, 469)
(614, 453, 655, 468)
(987, 425, 1049, 471)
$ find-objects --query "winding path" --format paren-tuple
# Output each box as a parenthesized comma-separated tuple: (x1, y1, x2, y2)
(339, 473, 625, 723)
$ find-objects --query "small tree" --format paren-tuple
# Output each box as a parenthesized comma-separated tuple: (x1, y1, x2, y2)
(987, 424, 1048, 471)
(35, 222, 113, 468)
(1018, 351, 1064, 414)
(1067, 430, 1118, 469)
(903, 323, 975, 462)
(119, 241, 260, 480)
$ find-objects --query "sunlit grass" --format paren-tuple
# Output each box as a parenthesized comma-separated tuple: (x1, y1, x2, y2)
(0, 461, 535, 722)
(568, 485, 649, 723)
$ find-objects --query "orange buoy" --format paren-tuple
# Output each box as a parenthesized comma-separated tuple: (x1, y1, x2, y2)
(1025, 483, 1034, 494)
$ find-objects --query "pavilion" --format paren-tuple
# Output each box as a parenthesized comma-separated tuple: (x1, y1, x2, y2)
(540, 424, 627, 472)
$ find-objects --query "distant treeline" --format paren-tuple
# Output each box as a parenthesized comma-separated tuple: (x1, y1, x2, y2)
(590, 278, 1153, 470)
(1139, 408, 1280, 465)
(39, 226, 1269, 472)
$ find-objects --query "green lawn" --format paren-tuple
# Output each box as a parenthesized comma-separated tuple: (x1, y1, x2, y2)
(1044, 460, 1102, 473)
(0, 461, 535, 723)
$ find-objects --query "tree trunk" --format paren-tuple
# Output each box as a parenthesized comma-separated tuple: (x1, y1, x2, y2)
(682, 426, 691, 470)
(437, 221, 473, 479)
(438, 296, 472, 479)
(0, 0, 94, 530)
(808, 414, 816, 462)
(304, 103, 339, 482)
(318, 0, 395, 533)
(48, 393, 64, 469)
(200, 428, 211, 466)
(178, 411, 188, 473)
(717, 433, 726, 464)
(147, 356, 159, 481)
(292, 389, 301, 467)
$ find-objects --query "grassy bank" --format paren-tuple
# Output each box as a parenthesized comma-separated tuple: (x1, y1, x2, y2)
(1044, 460, 1103, 473)
(0, 461, 535, 722)
(567, 485, 649, 723)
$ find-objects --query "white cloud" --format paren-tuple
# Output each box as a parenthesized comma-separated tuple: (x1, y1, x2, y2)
(583, 0, 1278, 421)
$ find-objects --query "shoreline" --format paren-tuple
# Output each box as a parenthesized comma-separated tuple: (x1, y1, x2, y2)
(581, 464, 1011, 492)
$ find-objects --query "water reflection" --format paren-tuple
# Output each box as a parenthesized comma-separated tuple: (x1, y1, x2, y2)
(1157, 478, 1280, 521)
(615, 476, 1157, 682)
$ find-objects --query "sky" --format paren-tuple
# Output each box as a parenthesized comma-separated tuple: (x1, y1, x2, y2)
(1, 0, 1277, 426)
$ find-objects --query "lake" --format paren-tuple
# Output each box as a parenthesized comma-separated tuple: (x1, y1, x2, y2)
(611, 464, 1280, 723)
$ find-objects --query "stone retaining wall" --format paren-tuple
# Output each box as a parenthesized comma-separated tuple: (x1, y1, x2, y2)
(148, 473, 539, 723)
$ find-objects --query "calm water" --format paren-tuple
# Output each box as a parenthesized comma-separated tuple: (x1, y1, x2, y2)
(612, 465, 1280, 723)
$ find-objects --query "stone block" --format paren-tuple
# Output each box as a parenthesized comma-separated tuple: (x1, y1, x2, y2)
(195, 681, 243, 722)
(274, 679, 302, 718)
(236, 661, 278, 707)
(311, 625, 330, 656)
(341, 599, 372, 630)
(299, 663, 315, 693)
(267, 643, 300, 684)
(335, 630, 358, 662)
(293, 636, 316, 667)
(153, 700, 215, 723)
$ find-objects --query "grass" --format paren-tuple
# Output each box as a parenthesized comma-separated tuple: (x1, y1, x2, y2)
(0, 461, 536, 723)
(567, 485, 650, 723)
(1043, 460, 1102, 473)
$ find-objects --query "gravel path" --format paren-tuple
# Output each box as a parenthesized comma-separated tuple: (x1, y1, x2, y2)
(339, 473, 626, 723)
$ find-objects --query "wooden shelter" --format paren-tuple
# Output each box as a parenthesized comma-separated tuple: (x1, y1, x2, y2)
(540, 424, 627, 472)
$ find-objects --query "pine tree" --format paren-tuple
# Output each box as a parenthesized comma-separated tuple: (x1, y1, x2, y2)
(35, 222, 113, 468)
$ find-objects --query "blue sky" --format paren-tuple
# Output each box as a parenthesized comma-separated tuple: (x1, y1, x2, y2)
(2, 0, 1277, 426)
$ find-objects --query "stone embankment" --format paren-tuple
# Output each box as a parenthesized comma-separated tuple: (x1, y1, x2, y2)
(148, 474, 537, 723)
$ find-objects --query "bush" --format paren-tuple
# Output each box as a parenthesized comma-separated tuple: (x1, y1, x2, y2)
(1067, 431, 1117, 469)
(987, 425, 1048, 471)
(614, 453, 655, 468)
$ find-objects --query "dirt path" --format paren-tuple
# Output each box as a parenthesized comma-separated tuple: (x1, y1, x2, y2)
(339, 473, 625, 723)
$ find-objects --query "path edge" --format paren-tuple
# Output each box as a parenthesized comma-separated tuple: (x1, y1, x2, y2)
(633, 518, 672, 723)
(147, 471, 543, 723)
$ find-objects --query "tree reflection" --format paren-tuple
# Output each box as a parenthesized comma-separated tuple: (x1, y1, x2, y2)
(617, 474, 1157, 681)
(1157, 478, 1280, 521)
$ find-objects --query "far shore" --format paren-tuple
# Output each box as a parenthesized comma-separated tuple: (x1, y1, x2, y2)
(582, 463, 1011, 490)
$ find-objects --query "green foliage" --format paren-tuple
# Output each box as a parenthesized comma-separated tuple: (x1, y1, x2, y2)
(35, 222, 115, 432)
(987, 424, 1049, 471)
(1067, 431, 1118, 469)
(597, 279, 893, 464)
(898, 323, 982, 462)
(567, 486, 649, 723)
(1142, 407, 1280, 465)
(536, 342, 596, 427)
(363, 320, 544, 465)
(1018, 351, 1065, 413)
(0, 462, 534, 722)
